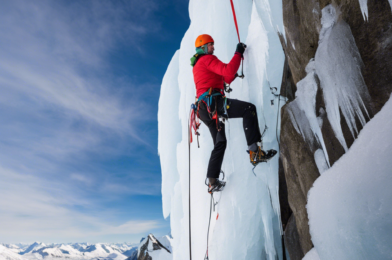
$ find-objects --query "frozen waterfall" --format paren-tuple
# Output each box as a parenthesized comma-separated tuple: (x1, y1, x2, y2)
(158, 0, 285, 259)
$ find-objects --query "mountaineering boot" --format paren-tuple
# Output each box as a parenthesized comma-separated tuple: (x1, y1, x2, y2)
(248, 146, 277, 166)
(208, 178, 226, 193)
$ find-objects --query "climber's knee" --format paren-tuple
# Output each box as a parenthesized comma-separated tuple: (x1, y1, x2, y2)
(246, 103, 257, 117)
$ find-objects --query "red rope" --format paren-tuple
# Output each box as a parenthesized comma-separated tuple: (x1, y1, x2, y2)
(230, 0, 241, 42)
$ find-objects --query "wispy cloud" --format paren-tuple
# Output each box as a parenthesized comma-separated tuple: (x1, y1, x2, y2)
(0, 0, 156, 135)
(0, 165, 163, 243)
(0, 0, 166, 243)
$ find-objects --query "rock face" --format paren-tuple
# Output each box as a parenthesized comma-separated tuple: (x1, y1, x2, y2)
(284, 215, 304, 260)
(279, 0, 392, 258)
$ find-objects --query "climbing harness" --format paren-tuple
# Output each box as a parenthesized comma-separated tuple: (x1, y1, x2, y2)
(189, 87, 228, 139)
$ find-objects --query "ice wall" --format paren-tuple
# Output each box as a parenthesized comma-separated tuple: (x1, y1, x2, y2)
(287, 60, 330, 166)
(307, 95, 392, 260)
(158, 51, 181, 218)
(158, 0, 285, 259)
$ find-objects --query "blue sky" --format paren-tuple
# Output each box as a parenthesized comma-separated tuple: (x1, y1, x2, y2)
(0, 0, 189, 244)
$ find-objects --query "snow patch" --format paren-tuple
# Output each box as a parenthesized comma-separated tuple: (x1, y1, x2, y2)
(307, 96, 392, 259)
(302, 248, 320, 260)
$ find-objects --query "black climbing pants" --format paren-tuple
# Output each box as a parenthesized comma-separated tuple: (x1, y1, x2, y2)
(198, 98, 262, 179)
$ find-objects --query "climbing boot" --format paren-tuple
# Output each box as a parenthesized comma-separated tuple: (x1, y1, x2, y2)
(208, 178, 226, 193)
(249, 147, 277, 166)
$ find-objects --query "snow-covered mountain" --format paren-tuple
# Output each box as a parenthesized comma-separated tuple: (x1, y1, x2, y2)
(0, 244, 27, 255)
(20, 243, 46, 255)
(0, 245, 25, 260)
(0, 243, 139, 260)
(137, 234, 172, 260)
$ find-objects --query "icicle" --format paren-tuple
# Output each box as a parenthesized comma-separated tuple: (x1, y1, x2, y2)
(357, 0, 369, 21)
(315, 5, 371, 151)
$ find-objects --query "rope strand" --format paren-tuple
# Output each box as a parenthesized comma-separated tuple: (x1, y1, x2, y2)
(230, 0, 241, 42)
(188, 109, 193, 260)
(204, 194, 214, 260)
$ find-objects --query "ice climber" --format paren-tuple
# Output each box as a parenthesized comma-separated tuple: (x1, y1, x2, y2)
(191, 34, 277, 193)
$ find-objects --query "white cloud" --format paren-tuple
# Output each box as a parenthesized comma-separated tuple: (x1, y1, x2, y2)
(0, 166, 161, 242)
(100, 221, 161, 235)
(0, 0, 164, 243)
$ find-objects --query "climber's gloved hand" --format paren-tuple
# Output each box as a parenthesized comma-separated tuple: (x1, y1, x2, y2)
(236, 43, 247, 54)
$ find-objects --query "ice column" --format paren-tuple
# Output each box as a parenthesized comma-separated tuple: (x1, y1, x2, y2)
(315, 5, 371, 151)
(159, 0, 285, 259)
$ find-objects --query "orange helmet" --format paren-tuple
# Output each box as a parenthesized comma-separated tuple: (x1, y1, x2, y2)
(195, 34, 214, 48)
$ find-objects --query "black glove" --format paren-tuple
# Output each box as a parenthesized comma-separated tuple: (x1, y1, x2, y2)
(236, 43, 247, 54)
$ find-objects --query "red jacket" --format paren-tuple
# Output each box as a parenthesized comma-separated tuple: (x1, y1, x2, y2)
(193, 53, 242, 98)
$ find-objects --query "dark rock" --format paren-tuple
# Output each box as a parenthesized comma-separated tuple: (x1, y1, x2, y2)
(125, 250, 138, 260)
(280, 103, 319, 254)
(279, 0, 392, 257)
(284, 215, 305, 260)
(137, 234, 171, 260)
(281, 0, 321, 84)
(279, 156, 292, 229)
(123, 247, 138, 258)
(279, 55, 297, 102)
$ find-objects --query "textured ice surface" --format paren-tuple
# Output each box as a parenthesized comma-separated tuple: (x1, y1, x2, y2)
(288, 60, 330, 165)
(316, 5, 371, 151)
(158, 0, 285, 259)
(307, 96, 392, 260)
(314, 149, 328, 174)
(302, 248, 320, 260)
(158, 51, 181, 218)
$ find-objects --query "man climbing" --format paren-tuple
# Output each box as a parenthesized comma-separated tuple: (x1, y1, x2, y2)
(191, 34, 277, 193)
